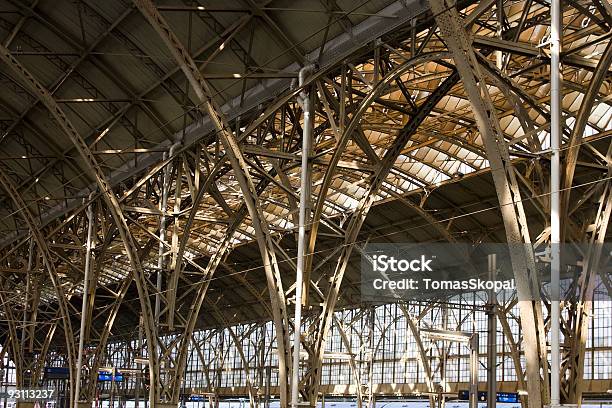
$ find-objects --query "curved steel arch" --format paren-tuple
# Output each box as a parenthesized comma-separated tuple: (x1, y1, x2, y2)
(167, 157, 227, 320)
(131, 2, 292, 406)
(167, 176, 276, 402)
(80, 224, 162, 403)
(0, 44, 162, 407)
(303, 51, 451, 288)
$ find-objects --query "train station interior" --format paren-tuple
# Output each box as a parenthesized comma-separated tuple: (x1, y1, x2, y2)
(0, 1, 611, 408)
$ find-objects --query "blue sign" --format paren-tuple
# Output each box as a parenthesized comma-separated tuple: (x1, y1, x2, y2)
(97, 371, 124, 382)
(187, 395, 207, 402)
(496, 392, 520, 403)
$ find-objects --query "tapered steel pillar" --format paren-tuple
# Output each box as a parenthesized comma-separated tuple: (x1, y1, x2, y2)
(292, 64, 315, 408)
(75, 199, 95, 408)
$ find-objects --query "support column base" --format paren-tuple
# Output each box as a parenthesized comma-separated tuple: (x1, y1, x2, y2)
(77, 401, 93, 408)
(16, 403, 37, 408)
(155, 403, 178, 408)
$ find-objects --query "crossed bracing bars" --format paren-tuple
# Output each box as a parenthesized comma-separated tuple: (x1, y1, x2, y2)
(0, 0, 610, 407)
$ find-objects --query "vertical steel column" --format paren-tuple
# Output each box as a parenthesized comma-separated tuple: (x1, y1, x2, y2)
(156, 140, 180, 323)
(292, 64, 315, 408)
(75, 198, 95, 408)
(550, 0, 562, 405)
(487, 254, 497, 408)
(469, 334, 479, 408)
(155, 151, 169, 322)
(266, 366, 272, 408)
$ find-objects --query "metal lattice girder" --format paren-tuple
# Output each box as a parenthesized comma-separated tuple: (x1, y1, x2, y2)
(0, 44, 162, 407)
(159, 157, 226, 328)
(425, 1, 549, 407)
(0, 167, 75, 401)
(134, 157, 250, 399)
(9, 240, 57, 385)
(161, 167, 262, 400)
(305, 54, 461, 403)
(0, 274, 23, 385)
(79, 225, 163, 403)
(131, 1, 292, 404)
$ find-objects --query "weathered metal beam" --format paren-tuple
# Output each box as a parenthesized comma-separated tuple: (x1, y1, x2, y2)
(426, 2, 549, 407)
